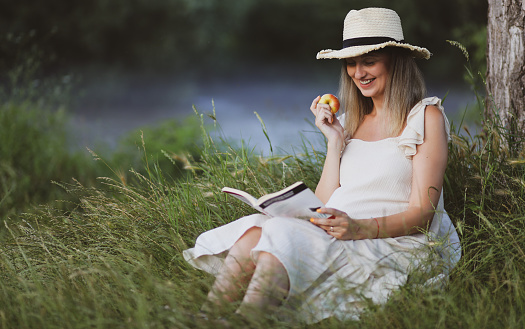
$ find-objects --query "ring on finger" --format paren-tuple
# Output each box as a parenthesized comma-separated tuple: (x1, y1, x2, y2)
(330, 226, 334, 232)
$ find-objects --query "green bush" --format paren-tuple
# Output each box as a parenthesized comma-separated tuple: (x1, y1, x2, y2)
(0, 100, 106, 219)
(109, 115, 203, 184)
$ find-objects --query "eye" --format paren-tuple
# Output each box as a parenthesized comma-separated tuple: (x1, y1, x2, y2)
(365, 61, 375, 66)
(346, 61, 356, 66)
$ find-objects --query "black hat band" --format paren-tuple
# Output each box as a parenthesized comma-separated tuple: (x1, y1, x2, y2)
(343, 37, 406, 49)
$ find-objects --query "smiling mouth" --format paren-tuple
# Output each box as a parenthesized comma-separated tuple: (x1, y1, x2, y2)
(360, 78, 375, 85)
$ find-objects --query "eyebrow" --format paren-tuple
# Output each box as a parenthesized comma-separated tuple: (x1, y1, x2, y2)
(362, 54, 381, 60)
(346, 54, 381, 62)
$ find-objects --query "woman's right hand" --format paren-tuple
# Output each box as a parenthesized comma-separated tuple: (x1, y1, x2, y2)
(310, 96, 345, 148)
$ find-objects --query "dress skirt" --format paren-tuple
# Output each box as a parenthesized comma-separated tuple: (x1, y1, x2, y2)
(183, 213, 433, 323)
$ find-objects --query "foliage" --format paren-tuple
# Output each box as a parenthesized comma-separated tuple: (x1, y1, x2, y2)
(109, 115, 203, 184)
(0, 0, 487, 80)
(0, 90, 104, 220)
(0, 37, 105, 219)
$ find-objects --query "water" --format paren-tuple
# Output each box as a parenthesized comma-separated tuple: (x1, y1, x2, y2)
(71, 72, 477, 156)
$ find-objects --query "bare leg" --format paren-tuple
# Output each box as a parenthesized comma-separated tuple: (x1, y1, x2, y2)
(203, 227, 262, 311)
(236, 251, 290, 315)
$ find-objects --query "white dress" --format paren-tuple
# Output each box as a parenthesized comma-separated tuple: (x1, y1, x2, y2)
(183, 97, 461, 323)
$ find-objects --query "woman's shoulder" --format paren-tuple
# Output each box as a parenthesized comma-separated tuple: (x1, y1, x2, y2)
(419, 97, 450, 139)
(424, 104, 446, 125)
(423, 104, 448, 142)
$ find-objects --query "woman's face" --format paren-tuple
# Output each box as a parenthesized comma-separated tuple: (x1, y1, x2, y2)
(345, 51, 391, 100)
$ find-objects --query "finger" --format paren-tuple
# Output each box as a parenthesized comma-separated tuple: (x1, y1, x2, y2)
(314, 108, 331, 118)
(310, 96, 321, 113)
(317, 207, 346, 217)
(317, 102, 331, 111)
(317, 105, 333, 120)
(319, 224, 335, 234)
(315, 109, 334, 125)
(310, 217, 335, 226)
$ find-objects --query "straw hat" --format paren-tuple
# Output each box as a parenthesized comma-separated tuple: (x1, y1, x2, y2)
(316, 8, 431, 60)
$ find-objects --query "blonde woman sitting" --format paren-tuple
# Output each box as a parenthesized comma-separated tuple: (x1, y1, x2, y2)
(184, 7, 461, 324)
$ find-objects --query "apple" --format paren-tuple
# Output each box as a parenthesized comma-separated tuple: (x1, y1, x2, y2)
(319, 94, 340, 114)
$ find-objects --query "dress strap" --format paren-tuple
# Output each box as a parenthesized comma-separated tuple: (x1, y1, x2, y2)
(398, 97, 451, 158)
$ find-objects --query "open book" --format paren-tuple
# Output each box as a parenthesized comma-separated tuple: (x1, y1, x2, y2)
(222, 181, 331, 220)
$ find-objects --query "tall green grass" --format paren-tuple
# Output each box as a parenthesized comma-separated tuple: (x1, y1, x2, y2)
(0, 106, 326, 328)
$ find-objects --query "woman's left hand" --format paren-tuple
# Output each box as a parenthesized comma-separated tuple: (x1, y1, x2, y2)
(310, 208, 371, 240)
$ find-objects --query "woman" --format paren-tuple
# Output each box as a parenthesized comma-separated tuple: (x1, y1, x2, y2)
(184, 7, 461, 323)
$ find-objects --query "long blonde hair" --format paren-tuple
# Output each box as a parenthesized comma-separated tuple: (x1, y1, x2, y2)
(339, 47, 426, 137)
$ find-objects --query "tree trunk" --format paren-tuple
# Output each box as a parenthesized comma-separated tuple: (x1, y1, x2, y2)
(486, 0, 525, 134)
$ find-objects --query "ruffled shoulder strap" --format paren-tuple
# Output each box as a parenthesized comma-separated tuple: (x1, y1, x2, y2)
(336, 112, 352, 152)
(398, 97, 451, 158)
(337, 112, 346, 128)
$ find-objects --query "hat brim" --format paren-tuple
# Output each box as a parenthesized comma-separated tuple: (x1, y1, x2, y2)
(316, 42, 431, 60)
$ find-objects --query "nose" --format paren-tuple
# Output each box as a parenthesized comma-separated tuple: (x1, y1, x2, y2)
(354, 63, 366, 79)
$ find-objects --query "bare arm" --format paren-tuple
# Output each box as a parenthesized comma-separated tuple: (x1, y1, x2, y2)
(315, 142, 343, 204)
(309, 96, 345, 203)
(311, 105, 449, 239)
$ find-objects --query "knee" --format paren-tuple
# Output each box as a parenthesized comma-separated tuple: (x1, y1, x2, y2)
(256, 251, 284, 268)
(243, 226, 262, 242)
(231, 227, 262, 254)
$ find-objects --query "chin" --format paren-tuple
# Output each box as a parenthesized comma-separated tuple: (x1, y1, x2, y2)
(359, 90, 376, 98)
(360, 88, 384, 99)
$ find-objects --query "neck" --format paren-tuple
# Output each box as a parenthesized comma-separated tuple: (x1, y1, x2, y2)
(370, 96, 385, 115)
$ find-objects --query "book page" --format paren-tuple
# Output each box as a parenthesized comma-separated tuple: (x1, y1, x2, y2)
(221, 187, 263, 213)
(261, 187, 331, 220)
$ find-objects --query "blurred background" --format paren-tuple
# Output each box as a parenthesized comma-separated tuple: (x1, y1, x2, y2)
(0, 0, 487, 154)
